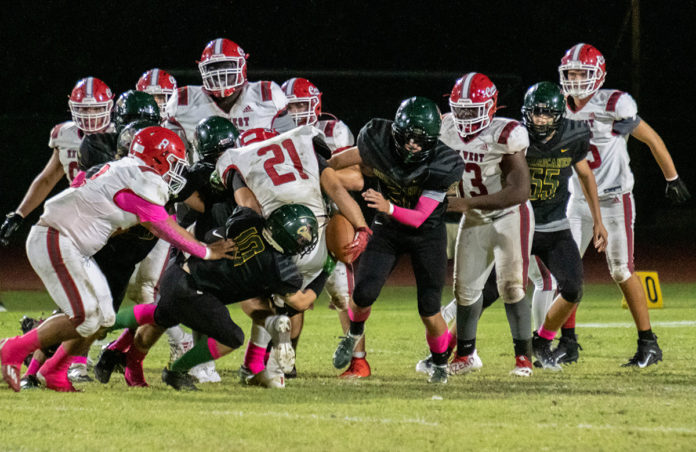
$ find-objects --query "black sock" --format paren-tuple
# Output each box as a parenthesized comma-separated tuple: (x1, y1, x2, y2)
(457, 338, 476, 357)
(349, 321, 365, 337)
(638, 329, 654, 341)
(432, 350, 449, 366)
(513, 338, 532, 359)
(561, 328, 576, 339)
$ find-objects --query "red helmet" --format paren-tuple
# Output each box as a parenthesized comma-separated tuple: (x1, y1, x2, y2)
(198, 38, 247, 97)
(281, 78, 322, 126)
(448, 72, 498, 137)
(558, 43, 606, 99)
(235, 128, 279, 147)
(68, 77, 114, 133)
(129, 126, 188, 195)
(136, 68, 177, 115)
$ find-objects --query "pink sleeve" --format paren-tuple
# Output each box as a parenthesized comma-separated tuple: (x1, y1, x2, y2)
(391, 195, 440, 228)
(71, 171, 86, 188)
(113, 190, 207, 259)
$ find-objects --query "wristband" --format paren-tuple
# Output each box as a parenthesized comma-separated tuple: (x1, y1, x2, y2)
(387, 202, 394, 215)
(204, 246, 211, 260)
(666, 174, 679, 182)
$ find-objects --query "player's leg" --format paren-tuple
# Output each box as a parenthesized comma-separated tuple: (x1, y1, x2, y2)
(334, 223, 398, 370)
(529, 257, 557, 330)
(603, 193, 661, 367)
(533, 230, 584, 370)
(450, 218, 493, 376)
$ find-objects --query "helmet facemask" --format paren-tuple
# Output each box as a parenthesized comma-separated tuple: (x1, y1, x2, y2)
(559, 65, 604, 99)
(392, 125, 437, 164)
(69, 100, 113, 133)
(449, 98, 495, 137)
(287, 97, 319, 126)
(163, 154, 188, 196)
(523, 106, 563, 140)
(199, 58, 246, 97)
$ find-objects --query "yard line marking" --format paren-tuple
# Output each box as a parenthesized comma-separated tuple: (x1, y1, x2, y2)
(209, 410, 440, 426)
(576, 423, 696, 434)
(577, 320, 696, 328)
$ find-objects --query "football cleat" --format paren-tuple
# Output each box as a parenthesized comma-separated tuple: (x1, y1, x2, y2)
(0, 338, 21, 392)
(67, 362, 94, 383)
(189, 361, 221, 383)
(238, 365, 253, 383)
(339, 357, 371, 379)
(622, 335, 663, 368)
(333, 333, 362, 369)
(94, 347, 127, 384)
(556, 335, 582, 365)
(20, 374, 41, 390)
(510, 355, 533, 377)
(415, 354, 435, 376)
(284, 365, 297, 379)
(532, 332, 562, 371)
(267, 315, 295, 374)
(162, 366, 199, 391)
(429, 364, 448, 384)
(448, 350, 483, 375)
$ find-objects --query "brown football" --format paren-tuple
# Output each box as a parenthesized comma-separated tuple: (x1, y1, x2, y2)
(326, 213, 356, 263)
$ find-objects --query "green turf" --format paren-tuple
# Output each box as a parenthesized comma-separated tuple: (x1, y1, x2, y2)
(0, 284, 694, 451)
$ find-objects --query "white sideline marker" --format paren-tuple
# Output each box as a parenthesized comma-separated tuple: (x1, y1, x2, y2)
(577, 320, 696, 328)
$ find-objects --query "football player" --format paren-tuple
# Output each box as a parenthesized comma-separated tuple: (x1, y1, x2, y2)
(439, 73, 535, 377)
(559, 43, 691, 367)
(0, 127, 236, 392)
(107, 204, 322, 390)
(329, 96, 465, 383)
(0, 77, 114, 246)
(136, 68, 177, 118)
(217, 126, 371, 383)
(521, 82, 607, 369)
(281, 77, 369, 379)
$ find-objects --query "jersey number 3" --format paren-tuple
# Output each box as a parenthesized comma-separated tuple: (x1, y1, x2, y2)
(258, 138, 309, 186)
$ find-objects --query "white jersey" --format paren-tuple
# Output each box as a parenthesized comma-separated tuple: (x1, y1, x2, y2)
(566, 89, 638, 198)
(48, 121, 84, 182)
(315, 118, 354, 152)
(216, 125, 328, 288)
(439, 114, 529, 223)
(40, 158, 169, 257)
(165, 82, 289, 147)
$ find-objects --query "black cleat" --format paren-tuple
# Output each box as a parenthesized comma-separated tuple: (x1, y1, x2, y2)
(162, 366, 199, 391)
(556, 335, 582, 365)
(20, 374, 41, 390)
(94, 346, 127, 384)
(532, 332, 562, 371)
(622, 335, 663, 368)
(285, 365, 297, 379)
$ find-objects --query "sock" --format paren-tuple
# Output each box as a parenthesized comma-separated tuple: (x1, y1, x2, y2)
(638, 329, 654, 341)
(124, 347, 148, 386)
(562, 306, 577, 330)
(504, 297, 532, 341)
(108, 329, 135, 353)
(455, 295, 483, 354)
(537, 325, 556, 341)
(25, 358, 42, 377)
(243, 343, 267, 374)
(348, 306, 371, 323)
(427, 331, 451, 366)
(448, 330, 458, 351)
(133, 304, 156, 325)
(38, 344, 73, 380)
(561, 327, 576, 339)
(352, 351, 366, 359)
(171, 340, 214, 373)
(457, 338, 476, 357)
(207, 338, 222, 360)
(349, 321, 365, 337)
(250, 324, 272, 348)
(513, 338, 532, 359)
(111, 307, 137, 330)
(2, 329, 41, 364)
(72, 355, 87, 365)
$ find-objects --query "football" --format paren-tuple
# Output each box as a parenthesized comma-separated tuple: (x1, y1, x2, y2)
(326, 213, 356, 263)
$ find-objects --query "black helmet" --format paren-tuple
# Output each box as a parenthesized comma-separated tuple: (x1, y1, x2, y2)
(193, 116, 239, 163)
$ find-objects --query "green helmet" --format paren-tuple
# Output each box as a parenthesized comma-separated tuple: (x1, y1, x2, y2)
(521, 82, 565, 140)
(261, 204, 319, 256)
(113, 90, 160, 133)
(193, 116, 240, 163)
(391, 96, 441, 164)
(116, 118, 161, 159)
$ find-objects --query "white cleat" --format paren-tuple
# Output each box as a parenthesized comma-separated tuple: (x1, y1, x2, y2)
(448, 350, 483, 375)
(67, 362, 93, 383)
(189, 361, 221, 383)
(267, 315, 295, 374)
(415, 354, 435, 376)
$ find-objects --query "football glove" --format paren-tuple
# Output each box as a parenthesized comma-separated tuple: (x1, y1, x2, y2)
(665, 177, 691, 204)
(0, 212, 24, 246)
(345, 226, 373, 263)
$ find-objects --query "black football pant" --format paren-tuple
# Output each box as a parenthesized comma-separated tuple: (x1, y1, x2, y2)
(154, 264, 245, 349)
(531, 229, 583, 303)
(353, 221, 448, 317)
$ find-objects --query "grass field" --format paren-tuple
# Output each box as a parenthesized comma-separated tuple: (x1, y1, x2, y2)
(0, 283, 694, 451)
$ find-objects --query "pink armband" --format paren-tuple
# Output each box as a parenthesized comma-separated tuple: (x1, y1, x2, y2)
(391, 195, 440, 228)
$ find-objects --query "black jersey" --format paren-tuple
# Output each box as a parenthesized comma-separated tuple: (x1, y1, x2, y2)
(187, 207, 304, 303)
(525, 119, 590, 226)
(78, 132, 118, 171)
(357, 119, 464, 229)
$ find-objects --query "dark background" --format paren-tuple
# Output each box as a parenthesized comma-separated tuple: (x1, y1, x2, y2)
(1, 1, 694, 241)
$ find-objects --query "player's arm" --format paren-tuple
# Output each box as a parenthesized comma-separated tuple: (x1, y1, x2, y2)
(228, 172, 263, 214)
(335, 166, 364, 191)
(282, 270, 330, 311)
(448, 150, 530, 213)
(328, 146, 362, 170)
(631, 120, 691, 203)
(574, 159, 608, 253)
(320, 167, 367, 230)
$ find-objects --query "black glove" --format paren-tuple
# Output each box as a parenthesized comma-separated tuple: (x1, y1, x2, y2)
(0, 212, 24, 246)
(665, 177, 691, 204)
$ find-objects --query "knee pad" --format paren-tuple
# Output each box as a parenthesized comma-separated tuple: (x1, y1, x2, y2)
(74, 311, 101, 337)
(609, 262, 632, 284)
(498, 281, 525, 304)
(454, 286, 482, 306)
